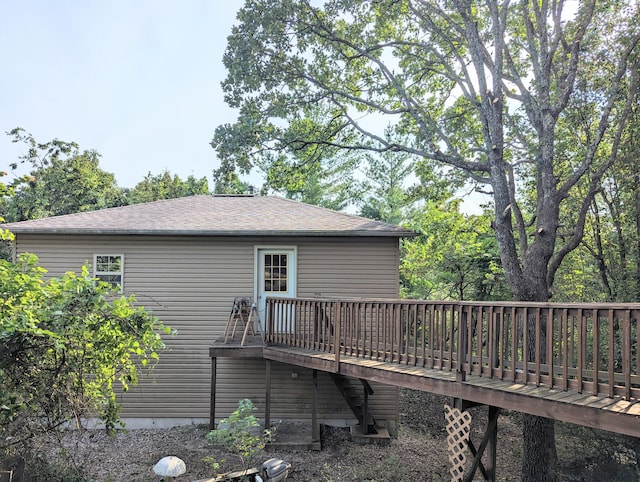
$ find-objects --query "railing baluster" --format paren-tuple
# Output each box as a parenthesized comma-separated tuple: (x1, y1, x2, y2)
(448, 304, 455, 372)
(608, 309, 615, 398)
(374, 303, 380, 360)
(334, 301, 341, 372)
(547, 308, 554, 389)
(636, 309, 640, 388)
(457, 304, 467, 380)
(429, 304, 435, 369)
(383, 303, 389, 362)
(478, 306, 484, 376)
(535, 308, 541, 386)
(592, 309, 599, 396)
(511, 306, 518, 383)
(487, 306, 494, 377)
(466, 305, 473, 374)
(636, 309, 640, 386)
(577, 308, 584, 394)
(412, 303, 418, 366)
(358, 302, 363, 358)
(394, 303, 401, 363)
(498, 306, 505, 380)
(522, 307, 528, 384)
(420, 303, 427, 367)
(562, 308, 569, 392)
(624, 309, 631, 400)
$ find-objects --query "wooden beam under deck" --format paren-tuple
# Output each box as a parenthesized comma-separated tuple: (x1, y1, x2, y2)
(262, 346, 640, 439)
(209, 333, 639, 439)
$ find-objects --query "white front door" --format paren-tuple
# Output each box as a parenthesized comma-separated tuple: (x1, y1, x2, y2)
(256, 247, 297, 332)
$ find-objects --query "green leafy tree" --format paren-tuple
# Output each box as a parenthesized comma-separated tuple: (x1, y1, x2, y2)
(263, 153, 361, 210)
(402, 201, 508, 301)
(0, 254, 169, 456)
(235, 107, 365, 210)
(2, 128, 125, 221)
(127, 170, 210, 204)
(566, 71, 640, 303)
(359, 148, 414, 224)
(213, 170, 253, 195)
(212, 2, 640, 478)
(0, 172, 17, 258)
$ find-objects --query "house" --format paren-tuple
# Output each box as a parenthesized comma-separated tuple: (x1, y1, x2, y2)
(2, 194, 414, 434)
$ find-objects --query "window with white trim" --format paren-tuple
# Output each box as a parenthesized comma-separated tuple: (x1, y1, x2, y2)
(94, 254, 124, 291)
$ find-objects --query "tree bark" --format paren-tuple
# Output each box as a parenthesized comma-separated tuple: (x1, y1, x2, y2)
(522, 415, 557, 482)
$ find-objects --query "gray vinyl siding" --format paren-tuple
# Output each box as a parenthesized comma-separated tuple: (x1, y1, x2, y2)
(13, 234, 401, 425)
(297, 238, 400, 299)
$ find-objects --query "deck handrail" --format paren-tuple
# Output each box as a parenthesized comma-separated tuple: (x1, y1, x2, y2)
(265, 297, 640, 400)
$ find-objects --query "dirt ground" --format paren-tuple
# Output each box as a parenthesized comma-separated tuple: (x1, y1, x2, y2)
(26, 390, 640, 481)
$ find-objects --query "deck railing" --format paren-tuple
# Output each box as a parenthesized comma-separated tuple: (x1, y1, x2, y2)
(265, 297, 640, 400)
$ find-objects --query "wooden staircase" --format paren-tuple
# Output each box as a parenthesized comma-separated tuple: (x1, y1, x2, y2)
(329, 373, 377, 435)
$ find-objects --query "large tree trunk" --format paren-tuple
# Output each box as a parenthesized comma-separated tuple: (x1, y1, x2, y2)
(522, 415, 557, 482)
(491, 145, 559, 479)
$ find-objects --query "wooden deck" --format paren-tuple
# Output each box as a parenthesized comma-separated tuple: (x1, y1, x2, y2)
(260, 297, 640, 438)
(262, 345, 640, 438)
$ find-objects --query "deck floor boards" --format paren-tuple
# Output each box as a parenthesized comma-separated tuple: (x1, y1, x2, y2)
(259, 344, 640, 438)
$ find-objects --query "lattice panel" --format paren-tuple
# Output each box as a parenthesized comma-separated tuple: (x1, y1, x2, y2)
(445, 404, 472, 482)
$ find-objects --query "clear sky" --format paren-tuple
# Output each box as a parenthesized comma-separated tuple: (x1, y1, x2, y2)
(0, 1, 243, 189)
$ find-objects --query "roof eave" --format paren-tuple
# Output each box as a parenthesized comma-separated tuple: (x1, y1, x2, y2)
(6, 228, 418, 237)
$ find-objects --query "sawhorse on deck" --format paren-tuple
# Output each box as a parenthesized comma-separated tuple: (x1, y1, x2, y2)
(223, 296, 260, 346)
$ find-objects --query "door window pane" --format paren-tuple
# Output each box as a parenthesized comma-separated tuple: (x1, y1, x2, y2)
(264, 254, 288, 292)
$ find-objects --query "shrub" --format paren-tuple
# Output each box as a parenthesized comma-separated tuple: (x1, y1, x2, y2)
(206, 399, 272, 472)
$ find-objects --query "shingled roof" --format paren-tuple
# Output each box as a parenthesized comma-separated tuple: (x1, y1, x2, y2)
(1, 195, 415, 237)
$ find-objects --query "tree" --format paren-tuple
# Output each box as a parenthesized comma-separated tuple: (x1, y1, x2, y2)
(359, 148, 414, 224)
(1, 134, 169, 474)
(212, 1, 640, 479)
(360, 131, 460, 224)
(402, 200, 508, 301)
(0, 255, 168, 457)
(0, 171, 22, 259)
(2, 128, 125, 221)
(219, 105, 365, 209)
(570, 71, 640, 302)
(127, 170, 210, 204)
(213, 170, 252, 195)
(261, 152, 361, 210)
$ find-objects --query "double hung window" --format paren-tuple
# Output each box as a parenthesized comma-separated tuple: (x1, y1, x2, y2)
(94, 254, 124, 291)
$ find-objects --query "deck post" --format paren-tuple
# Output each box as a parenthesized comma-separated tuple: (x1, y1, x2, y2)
(486, 405, 499, 481)
(265, 359, 272, 431)
(363, 384, 369, 435)
(209, 357, 217, 430)
(312, 370, 319, 443)
(464, 406, 500, 482)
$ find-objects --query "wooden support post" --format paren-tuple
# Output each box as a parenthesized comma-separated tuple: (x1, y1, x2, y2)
(360, 378, 374, 435)
(312, 370, 319, 443)
(464, 406, 501, 482)
(265, 359, 272, 431)
(209, 357, 217, 430)
(363, 385, 369, 435)
(487, 405, 499, 481)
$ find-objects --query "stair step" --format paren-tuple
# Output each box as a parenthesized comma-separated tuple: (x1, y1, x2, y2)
(349, 425, 391, 446)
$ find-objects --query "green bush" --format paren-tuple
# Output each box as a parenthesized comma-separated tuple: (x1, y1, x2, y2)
(0, 254, 169, 457)
(206, 399, 272, 472)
